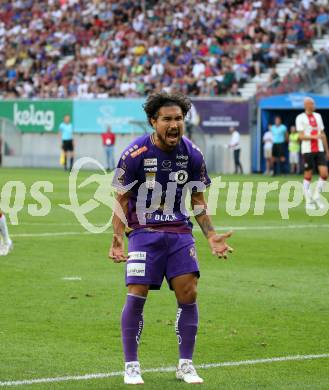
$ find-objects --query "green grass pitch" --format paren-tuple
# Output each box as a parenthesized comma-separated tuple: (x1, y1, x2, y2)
(0, 168, 328, 389)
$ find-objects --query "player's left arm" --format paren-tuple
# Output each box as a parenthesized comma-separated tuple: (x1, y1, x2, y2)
(321, 130, 329, 159)
(318, 115, 329, 158)
(191, 191, 233, 259)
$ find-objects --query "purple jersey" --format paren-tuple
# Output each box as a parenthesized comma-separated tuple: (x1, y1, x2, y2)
(113, 134, 211, 233)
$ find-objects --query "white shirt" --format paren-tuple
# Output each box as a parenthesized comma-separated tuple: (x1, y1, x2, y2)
(263, 131, 273, 150)
(192, 62, 205, 78)
(296, 112, 324, 154)
(229, 131, 241, 151)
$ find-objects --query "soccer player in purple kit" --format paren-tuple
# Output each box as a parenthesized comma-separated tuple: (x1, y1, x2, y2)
(109, 92, 233, 385)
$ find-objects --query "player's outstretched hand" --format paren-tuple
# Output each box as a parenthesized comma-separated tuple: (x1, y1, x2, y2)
(109, 234, 128, 263)
(208, 231, 233, 260)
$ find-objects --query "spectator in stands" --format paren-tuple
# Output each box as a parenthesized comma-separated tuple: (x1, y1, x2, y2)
(268, 69, 280, 88)
(271, 116, 288, 175)
(316, 7, 329, 38)
(228, 83, 242, 97)
(101, 126, 116, 171)
(0, 0, 327, 98)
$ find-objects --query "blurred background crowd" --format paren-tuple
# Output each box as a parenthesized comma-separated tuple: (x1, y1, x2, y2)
(1, 0, 329, 99)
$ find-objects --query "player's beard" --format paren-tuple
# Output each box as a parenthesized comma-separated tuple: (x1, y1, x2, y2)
(156, 128, 182, 151)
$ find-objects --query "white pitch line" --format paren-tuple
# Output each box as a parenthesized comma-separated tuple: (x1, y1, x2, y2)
(10, 231, 97, 237)
(1, 353, 328, 387)
(62, 277, 81, 281)
(16, 223, 82, 226)
(208, 224, 329, 231)
(7, 224, 329, 238)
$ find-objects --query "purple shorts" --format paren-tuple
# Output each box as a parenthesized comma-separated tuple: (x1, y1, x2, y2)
(126, 230, 200, 290)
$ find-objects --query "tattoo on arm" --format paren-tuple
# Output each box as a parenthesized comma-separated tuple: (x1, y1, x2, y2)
(191, 192, 215, 237)
(196, 214, 215, 238)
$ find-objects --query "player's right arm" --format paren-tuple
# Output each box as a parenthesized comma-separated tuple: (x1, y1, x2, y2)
(109, 191, 130, 263)
(108, 146, 139, 263)
(298, 131, 322, 141)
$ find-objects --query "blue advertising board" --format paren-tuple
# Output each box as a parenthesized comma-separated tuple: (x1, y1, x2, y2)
(73, 99, 149, 134)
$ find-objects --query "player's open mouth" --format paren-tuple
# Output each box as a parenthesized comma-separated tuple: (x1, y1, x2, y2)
(166, 130, 179, 141)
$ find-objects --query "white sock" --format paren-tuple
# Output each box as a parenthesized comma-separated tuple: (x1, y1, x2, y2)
(0, 214, 10, 244)
(314, 177, 327, 199)
(303, 179, 312, 202)
(125, 361, 139, 368)
(179, 358, 192, 365)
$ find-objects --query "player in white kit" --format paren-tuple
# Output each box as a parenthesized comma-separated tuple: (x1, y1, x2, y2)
(296, 97, 329, 209)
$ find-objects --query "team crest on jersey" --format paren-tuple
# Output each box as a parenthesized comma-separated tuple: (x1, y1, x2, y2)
(175, 170, 188, 184)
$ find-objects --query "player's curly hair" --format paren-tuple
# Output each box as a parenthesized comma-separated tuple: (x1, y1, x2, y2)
(143, 91, 192, 126)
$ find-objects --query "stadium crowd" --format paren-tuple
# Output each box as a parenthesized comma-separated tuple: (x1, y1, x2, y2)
(1, 0, 329, 99)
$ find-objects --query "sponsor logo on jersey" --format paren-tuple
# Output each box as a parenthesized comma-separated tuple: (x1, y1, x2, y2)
(175, 170, 189, 184)
(162, 160, 171, 168)
(127, 263, 146, 276)
(189, 246, 196, 258)
(176, 154, 188, 160)
(176, 161, 188, 168)
(161, 160, 172, 171)
(154, 214, 177, 222)
(145, 172, 156, 189)
(144, 158, 157, 166)
(131, 146, 148, 158)
(128, 251, 147, 260)
(144, 167, 157, 172)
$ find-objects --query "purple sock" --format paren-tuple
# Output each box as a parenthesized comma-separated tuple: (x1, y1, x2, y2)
(175, 302, 198, 360)
(121, 294, 146, 362)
